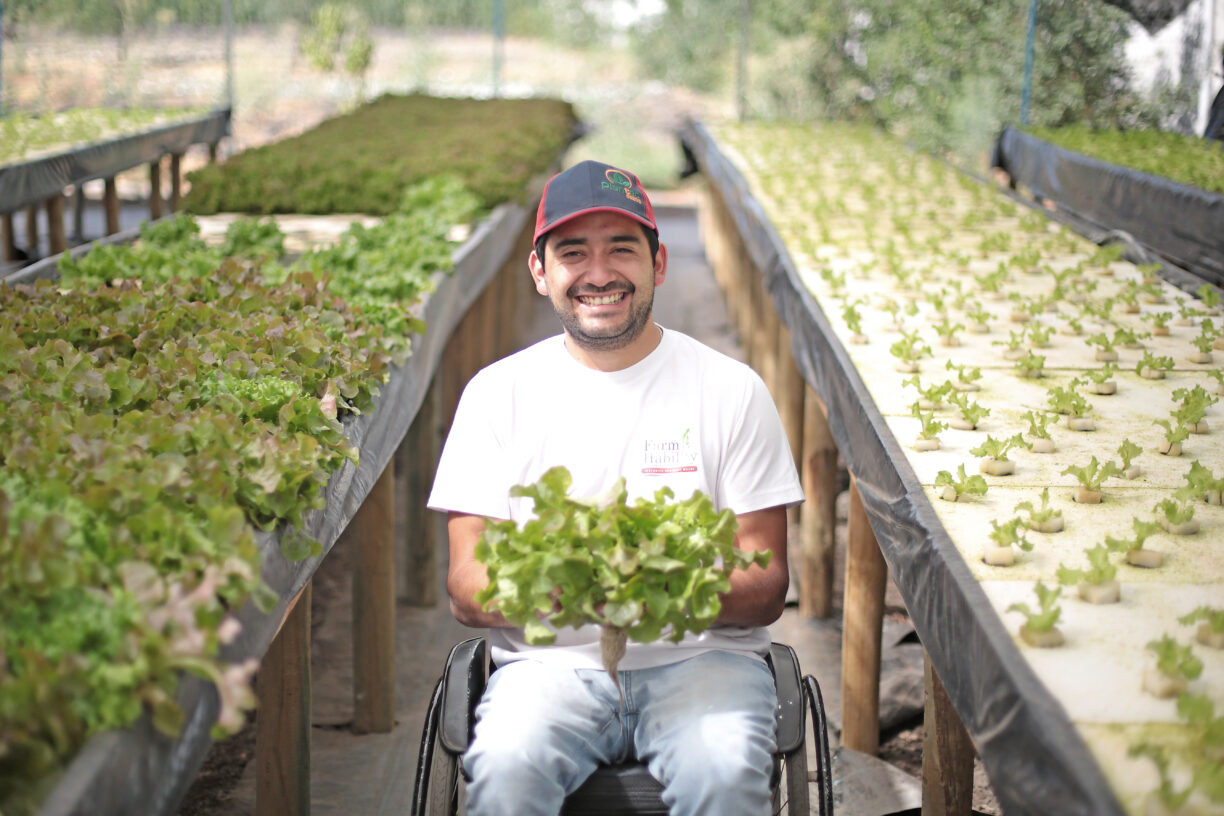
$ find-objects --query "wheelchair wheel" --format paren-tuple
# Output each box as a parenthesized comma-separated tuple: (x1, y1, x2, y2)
(782, 738, 809, 815)
(424, 729, 461, 816)
(412, 678, 462, 816)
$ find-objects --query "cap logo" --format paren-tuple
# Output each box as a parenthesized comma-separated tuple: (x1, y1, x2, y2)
(602, 167, 643, 204)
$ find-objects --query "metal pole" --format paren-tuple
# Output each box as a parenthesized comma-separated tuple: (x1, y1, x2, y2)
(1020, 0, 1037, 126)
(492, 0, 505, 98)
(736, 0, 750, 121)
(1, 0, 6, 117)
(1197, 0, 1218, 134)
(223, 0, 234, 110)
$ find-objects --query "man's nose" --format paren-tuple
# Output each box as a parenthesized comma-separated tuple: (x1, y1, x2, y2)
(582, 253, 618, 286)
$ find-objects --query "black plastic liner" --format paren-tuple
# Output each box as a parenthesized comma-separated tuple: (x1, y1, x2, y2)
(31, 202, 528, 816)
(0, 109, 231, 213)
(681, 120, 1125, 816)
(992, 125, 1224, 288)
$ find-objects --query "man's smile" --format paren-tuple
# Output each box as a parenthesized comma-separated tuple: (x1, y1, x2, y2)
(576, 292, 627, 306)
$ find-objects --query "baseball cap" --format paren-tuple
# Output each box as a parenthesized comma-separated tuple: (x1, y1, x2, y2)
(533, 160, 657, 244)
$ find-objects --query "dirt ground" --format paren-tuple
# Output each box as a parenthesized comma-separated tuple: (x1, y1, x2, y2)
(8, 25, 1001, 816)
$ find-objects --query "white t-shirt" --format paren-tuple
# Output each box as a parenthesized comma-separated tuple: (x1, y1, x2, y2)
(427, 327, 805, 669)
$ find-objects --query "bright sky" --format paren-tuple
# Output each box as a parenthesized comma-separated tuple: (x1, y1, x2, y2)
(605, 0, 666, 29)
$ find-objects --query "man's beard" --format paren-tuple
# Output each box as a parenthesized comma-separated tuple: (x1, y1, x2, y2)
(552, 281, 655, 352)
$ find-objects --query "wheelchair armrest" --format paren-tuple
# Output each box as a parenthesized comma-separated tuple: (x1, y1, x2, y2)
(439, 636, 488, 755)
(767, 642, 805, 755)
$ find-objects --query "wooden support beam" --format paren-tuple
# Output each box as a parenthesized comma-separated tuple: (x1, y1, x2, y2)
(352, 460, 397, 734)
(754, 272, 778, 399)
(735, 244, 755, 368)
(1, 213, 15, 262)
(922, 652, 976, 816)
(476, 280, 496, 371)
(775, 326, 804, 469)
(841, 474, 886, 754)
(169, 153, 183, 212)
(149, 159, 163, 221)
(25, 204, 38, 257)
(398, 375, 441, 606)
(46, 195, 67, 255)
(104, 178, 120, 235)
(208, 141, 219, 163)
(72, 187, 86, 243)
(799, 389, 838, 618)
(257, 581, 312, 816)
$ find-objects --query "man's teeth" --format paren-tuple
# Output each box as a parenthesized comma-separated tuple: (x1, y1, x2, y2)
(579, 293, 625, 305)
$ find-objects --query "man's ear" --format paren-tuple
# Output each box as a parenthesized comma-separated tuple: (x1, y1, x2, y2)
(653, 242, 668, 287)
(529, 249, 548, 296)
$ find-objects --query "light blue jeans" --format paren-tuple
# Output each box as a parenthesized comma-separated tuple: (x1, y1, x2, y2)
(463, 650, 778, 816)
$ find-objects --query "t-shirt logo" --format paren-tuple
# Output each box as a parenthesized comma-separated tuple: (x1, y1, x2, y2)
(642, 428, 698, 474)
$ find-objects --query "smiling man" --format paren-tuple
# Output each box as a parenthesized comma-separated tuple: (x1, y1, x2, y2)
(427, 160, 804, 816)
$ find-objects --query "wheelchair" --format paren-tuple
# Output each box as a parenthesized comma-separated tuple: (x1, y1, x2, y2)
(411, 637, 834, 816)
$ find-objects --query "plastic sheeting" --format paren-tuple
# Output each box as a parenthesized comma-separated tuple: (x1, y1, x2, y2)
(0, 109, 231, 214)
(681, 120, 1125, 816)
(992, 125, 1224, 288)
(31, 201, 529, 816)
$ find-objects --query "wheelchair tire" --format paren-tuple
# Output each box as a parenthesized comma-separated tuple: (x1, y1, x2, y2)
(782, 739, 809, 815)
(424, 728, 461, 816)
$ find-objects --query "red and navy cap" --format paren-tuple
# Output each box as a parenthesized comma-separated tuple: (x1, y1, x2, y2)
(533, 160, 657, 244)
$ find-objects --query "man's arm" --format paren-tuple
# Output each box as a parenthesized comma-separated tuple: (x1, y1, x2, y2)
(446, 511, 514, 629)
(715, 505, 790, 627)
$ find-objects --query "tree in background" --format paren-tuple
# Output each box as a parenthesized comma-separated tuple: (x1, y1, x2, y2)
(300, 2, 374, 102)
(628, 0, 1164, 165)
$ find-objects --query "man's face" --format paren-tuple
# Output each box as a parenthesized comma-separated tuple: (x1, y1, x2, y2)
(530, 211, 666, 354)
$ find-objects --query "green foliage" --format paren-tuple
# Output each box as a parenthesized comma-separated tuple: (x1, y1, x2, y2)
(722, 0, 1136, 161)
(1154, 498, 1196, 526)
(902, 375, 952, 405)
(300, 2, 374, 98)
(1135, 350, 1174, 375)
(945, 359, 981, 386)
(1173, 385, 1219, 426)
(1046, 384, 1090, 417)
(890, 330, 931, 363)
(473, 467, 768, 648)
(989, 517, 1033, 552)
(910, 404, 947, 440)
(1014, 487, 1061, 525)
(1147, 635, 1203, 682)
(949, 392, 990, 426)
(1116, 439, 1142, 470)
(1057, 543, 1116, 587)
(1007, 580, 1062, 632)
(1078, 362, 1117, 385)
(0, 107, 208, 166)
(1020, 409, 1055, 439)
(219, 217, 287, 260)
(183, 95, 577, 216)
(1154, 418, 1191, 446)
(1105, 517, 1162, 554)
(0, 253, 426, 801)
(1179, 461, 1224, 502)
(1180, 607, 1224, 635)
(1128, 743, 1195, 811)
(970, 433, 1028, 462)
(934, 464, 988, 498)
(3, 140, 518, 805)
(1061, 456, 1119, 491)
(1027, 126, 1224, 195)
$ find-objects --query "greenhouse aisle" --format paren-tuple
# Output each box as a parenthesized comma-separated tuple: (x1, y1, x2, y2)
(188, 196, 947, 816)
